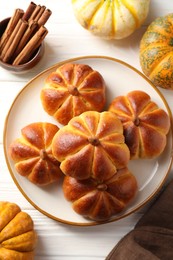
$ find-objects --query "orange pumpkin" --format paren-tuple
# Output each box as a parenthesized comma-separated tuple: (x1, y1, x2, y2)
(0, 201, 37, 260)
(140, 13, 173, 89)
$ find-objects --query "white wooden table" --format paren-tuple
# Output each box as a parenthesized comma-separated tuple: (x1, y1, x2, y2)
(0, 1, 173, 259)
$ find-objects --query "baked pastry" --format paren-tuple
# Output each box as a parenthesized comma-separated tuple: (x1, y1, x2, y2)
(9, 122, 63, 186)
(109, 90, 170, 159)
(40, 63, 106, 125)
(63, 167, 138, 221)
(52, 111, 130, 180)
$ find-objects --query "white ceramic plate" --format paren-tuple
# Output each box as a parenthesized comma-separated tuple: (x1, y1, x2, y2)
(3, 56, 173, 226)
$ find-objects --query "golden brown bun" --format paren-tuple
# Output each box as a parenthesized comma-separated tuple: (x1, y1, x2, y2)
(109, 90, 170, 159)
(52, 111, 130, 180)
(63, 167, 138, 221)
(40, 63, 106, 125)
(9, 122, 63, 186)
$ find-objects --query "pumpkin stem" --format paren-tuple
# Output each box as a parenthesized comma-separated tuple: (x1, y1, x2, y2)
(97, 183, 107, 191)
(88, 137, 100, 146)
(68, 85, 79, 96)
(40, 149, 48, 159)
(134, 117, 140, 126)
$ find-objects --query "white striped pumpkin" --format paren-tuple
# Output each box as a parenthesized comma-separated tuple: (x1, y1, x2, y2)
(72, 0, 150, 39)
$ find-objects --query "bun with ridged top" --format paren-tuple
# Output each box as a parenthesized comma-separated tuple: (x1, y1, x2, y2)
(109, 90, 170, 159)
(52, 111, 130, 180)
(9, 122, 63, 186)
(40, 63, 106, 125)
(63, 167, 138, 221)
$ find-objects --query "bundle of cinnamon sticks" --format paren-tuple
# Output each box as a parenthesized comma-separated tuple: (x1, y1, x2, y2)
(0, 2, 52, 65)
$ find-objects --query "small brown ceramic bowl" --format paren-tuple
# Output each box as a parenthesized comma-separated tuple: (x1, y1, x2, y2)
(0, 18, 44, 73)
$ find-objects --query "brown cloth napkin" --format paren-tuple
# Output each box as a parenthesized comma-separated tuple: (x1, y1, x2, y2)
(106, 179, 173, 260)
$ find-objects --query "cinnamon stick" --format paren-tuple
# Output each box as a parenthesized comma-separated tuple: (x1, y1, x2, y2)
(28, 4, 42, 21)
(12, 19, 38, 60)
(13, 26, 48, 65)
(0, 3, 51, 65)
(0, 19, 22, 60)
(34, 5, 46, 22)
(28, 8, 52, 39)
(38, 9, 52, 27)
(2, 19, 28, 63)
(0, 8, 24, 52)
(22, 1, 37, 21)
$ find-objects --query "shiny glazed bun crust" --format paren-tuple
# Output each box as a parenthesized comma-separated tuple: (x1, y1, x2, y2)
(52, 111, 130, 180)
(40, 63, 106, 125)
(109, 90, 170, 159)
(63, 167, 138, 221)
(9, 122, 63, 185)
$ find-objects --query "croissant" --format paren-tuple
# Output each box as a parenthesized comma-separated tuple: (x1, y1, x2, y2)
(40, 63, 106, 125)
(52, 111, 130, 180)
(63, 167, 138, 221)
(9, 122, 63, 186)
(109, 90, 170, 159)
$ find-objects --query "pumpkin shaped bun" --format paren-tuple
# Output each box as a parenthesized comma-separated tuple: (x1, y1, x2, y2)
(0, 201, 37, 260)
(9, 122, 63, 186)
(52, 111, 130, 180)
(40, 63, 106, 125)
(109, 90, 170, 159)
(63, 167, 138, 221)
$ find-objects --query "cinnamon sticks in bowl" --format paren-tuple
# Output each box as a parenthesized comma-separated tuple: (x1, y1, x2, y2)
(0, 1, 51, 68)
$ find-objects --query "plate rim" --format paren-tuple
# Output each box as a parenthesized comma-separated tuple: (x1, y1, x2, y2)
(3, 55, 173, 226)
